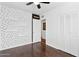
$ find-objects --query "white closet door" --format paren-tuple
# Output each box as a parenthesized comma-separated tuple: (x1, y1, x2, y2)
(70, 14, 79, 56)
(33, 19, 41, 43)
(64, 14, 71, 54)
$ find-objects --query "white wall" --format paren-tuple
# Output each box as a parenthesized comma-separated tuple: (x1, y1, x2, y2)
(0, 5, 1, 49)
(0, 4, 32, 50)
(44, 2, 79, 56)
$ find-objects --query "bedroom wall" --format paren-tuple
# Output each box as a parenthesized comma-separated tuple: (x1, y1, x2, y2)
(44, 2, 79, 56)
(0, 5, 1, 49)
(0, 4, 32, 50)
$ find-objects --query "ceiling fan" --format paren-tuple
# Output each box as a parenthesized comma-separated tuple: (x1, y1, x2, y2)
(26, 2, 50, 9)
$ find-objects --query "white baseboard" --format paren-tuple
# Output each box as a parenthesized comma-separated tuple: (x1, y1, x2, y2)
(0, 42, 39, 51)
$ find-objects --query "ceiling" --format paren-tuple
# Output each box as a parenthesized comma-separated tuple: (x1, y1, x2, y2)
(0, 2, 59, 15)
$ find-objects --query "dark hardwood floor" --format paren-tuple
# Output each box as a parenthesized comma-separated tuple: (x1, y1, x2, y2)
(0, 42, 75, 57)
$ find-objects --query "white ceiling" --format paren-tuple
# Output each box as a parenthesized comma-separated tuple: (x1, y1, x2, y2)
(0, 2, 59, 15)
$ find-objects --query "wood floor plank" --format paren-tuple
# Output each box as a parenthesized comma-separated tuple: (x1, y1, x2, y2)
(0, 42, 75, 57)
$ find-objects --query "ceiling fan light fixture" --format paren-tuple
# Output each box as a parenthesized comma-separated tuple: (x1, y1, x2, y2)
(34, 2, 39, 5)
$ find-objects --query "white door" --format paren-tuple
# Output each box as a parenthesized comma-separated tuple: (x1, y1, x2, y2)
(33, 19, 41, 43)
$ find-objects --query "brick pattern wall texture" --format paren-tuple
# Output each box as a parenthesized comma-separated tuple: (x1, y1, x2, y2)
(0, 5, 32, 50)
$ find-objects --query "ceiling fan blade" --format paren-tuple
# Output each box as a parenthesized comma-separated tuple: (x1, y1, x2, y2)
(26, 2, 33, 5)
(40, 2, 50, 4)
(37, 4, 41, 9)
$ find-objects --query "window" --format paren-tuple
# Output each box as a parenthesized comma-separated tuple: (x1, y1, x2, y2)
(43, 22, 46, 30)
